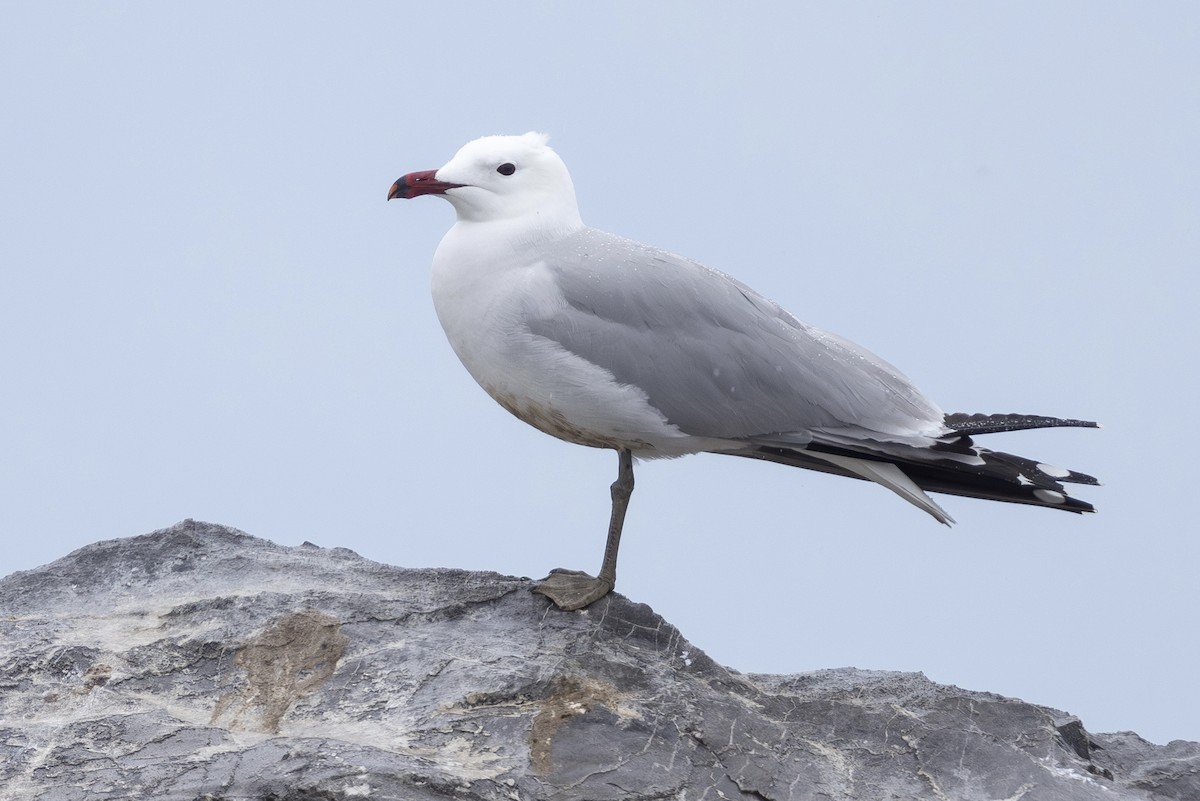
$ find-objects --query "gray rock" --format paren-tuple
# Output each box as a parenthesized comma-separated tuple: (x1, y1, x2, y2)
(1, 520, 1195, 800)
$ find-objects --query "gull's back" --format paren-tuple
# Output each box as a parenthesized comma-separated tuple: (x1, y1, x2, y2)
(524, 227, 948, 443)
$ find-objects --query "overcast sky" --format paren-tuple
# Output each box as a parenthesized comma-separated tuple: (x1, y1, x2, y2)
(2, 4, 1197, 745)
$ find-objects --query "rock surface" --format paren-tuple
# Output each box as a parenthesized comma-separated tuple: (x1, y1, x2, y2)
(1, 520, 1196, 800)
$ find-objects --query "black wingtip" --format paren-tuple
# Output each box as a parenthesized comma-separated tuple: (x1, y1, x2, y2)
(945, 412, 1100, 436)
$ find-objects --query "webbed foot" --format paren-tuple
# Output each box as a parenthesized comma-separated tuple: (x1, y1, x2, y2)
(533, 568, 614, 611)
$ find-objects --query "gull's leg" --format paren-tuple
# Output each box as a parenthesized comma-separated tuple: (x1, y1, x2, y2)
(534, 448, 634, 610)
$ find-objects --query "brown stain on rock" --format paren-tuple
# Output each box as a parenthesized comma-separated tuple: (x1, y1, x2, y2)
(529, 676, 629, 775)
(81, 663, 112, 690)
(211, 609, 348, 733)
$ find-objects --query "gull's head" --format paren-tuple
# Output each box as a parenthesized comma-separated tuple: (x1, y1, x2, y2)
(388, 132, 582, 229)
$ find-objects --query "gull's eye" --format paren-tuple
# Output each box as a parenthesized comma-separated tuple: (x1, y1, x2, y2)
(497, 162, 516, 176)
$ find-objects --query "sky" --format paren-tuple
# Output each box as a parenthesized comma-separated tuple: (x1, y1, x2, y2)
(2, 3, 1197, 745)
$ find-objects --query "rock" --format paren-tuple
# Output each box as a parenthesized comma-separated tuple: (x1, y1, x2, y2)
(1, 520, 1196, 800)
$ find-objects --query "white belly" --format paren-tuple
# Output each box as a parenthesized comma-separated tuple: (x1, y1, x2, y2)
(429, 227, 715, 456)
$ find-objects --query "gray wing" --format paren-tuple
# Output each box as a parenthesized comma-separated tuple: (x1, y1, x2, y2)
(525, 228, 945, 440)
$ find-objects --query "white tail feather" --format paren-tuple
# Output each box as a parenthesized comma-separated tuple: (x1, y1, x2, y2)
(809, 453, 956, 526)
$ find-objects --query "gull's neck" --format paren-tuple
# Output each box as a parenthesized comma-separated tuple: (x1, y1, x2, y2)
(443, 208, 586, 259)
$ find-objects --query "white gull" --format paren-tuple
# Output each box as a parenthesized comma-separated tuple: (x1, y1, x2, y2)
(388, 132, 1098, 610)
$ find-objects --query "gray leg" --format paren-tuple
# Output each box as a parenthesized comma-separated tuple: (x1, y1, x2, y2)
(534, 448, 634, 610)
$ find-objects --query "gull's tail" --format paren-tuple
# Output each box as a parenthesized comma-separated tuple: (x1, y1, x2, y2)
(738, 412, 1099, 524)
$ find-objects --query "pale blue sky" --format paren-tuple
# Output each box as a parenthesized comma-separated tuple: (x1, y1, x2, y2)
(2, 4, 1197, 744)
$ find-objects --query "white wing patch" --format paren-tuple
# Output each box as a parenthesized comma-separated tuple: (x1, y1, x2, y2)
(1033, 489, 1067, 505)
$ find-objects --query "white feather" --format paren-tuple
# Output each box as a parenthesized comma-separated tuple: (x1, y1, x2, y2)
(806, 452, 956, 525)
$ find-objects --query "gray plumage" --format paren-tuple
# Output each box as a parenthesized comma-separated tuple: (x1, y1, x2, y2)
(527, 228, 943, 441)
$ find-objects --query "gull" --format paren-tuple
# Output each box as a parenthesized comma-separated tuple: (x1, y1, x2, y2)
(387, 132, 1098, 611)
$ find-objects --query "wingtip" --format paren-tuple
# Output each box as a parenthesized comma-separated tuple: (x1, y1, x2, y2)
(944, 412, 1102, 436)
